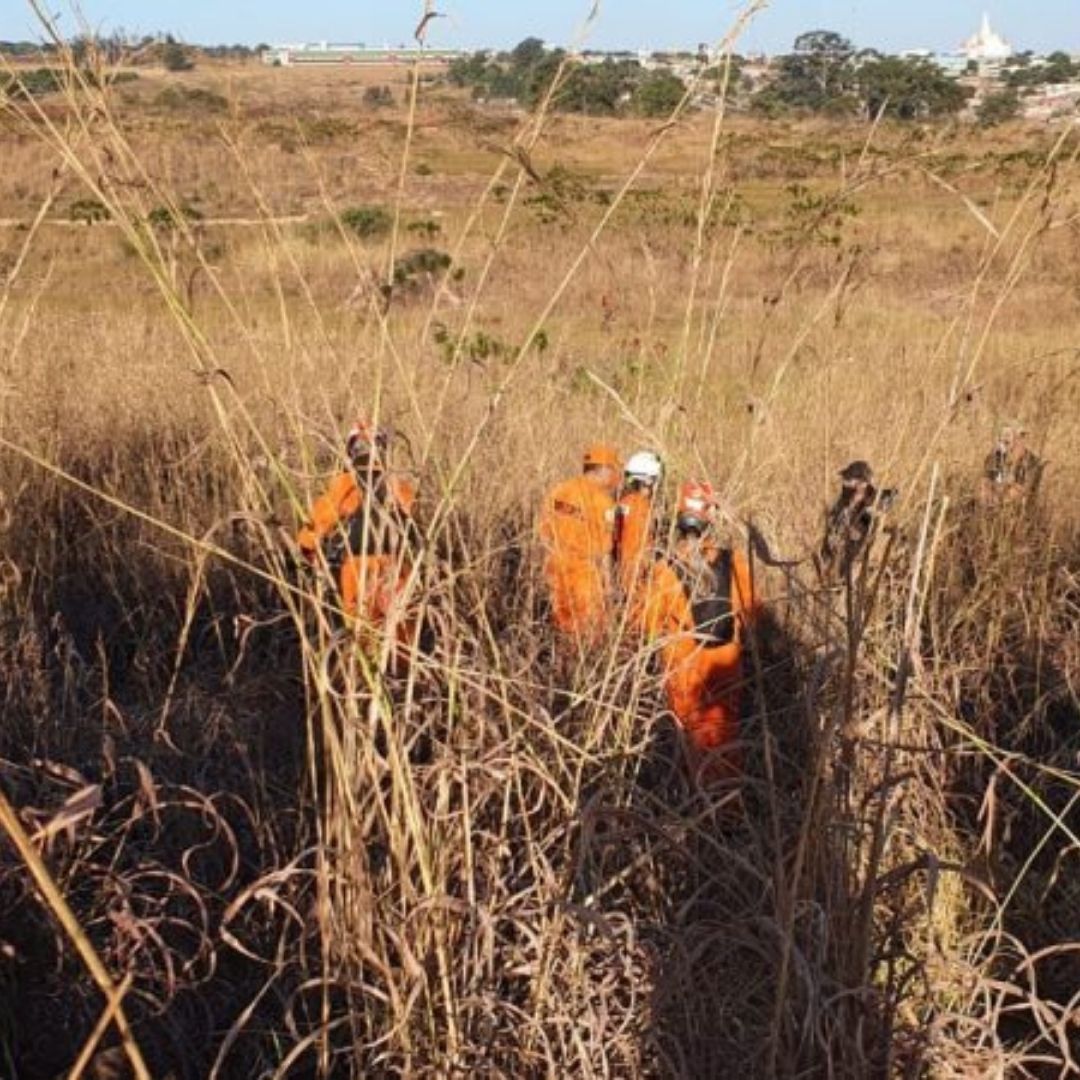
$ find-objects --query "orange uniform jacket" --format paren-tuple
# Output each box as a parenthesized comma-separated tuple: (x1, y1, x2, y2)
(616, 489, 657, 595)
(538, 475, 617, 643)
(298, 470, 419, 641)
(642, 544, 761, 773)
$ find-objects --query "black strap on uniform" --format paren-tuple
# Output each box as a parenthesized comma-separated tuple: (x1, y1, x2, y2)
(672, 547, 736, 647)
(322, 472, 412, 563)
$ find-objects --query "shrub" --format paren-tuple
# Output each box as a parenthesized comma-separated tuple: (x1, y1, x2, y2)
(407, 219, 442, 239)
(155, 86, 228, 113)
(393, 247, 452, 284)
(162, 41, 194, 72)
(632, 71, 686, 117)
(147, 203, 203, 230)
(339, 206, 392, 240)
(1, 68, 63, 100)
(69, 198, 110, 224)
(298, 115, 354, 143)
(977, 88, 1022, 127)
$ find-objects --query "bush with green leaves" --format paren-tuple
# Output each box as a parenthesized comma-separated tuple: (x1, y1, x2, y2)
(977, 88, 1022, 127)
(1, 68, 63, 100)
(447, 36, 692, 117)
(1004, 51, 1079, 89)
(162, 40, 194, 72)
(407, 219, 442, 240)
(632, 71, 686, 117)
(155, 86, 228, 113)
(393, 248, 454, 286)
(69, 198, 110, 224)
(432, 322, 548, 365)
(339, 206, 392, 240)
(856, 56, 970, 120)
(147, 203, 203, 230)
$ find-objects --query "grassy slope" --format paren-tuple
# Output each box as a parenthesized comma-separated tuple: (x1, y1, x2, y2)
(0, 55, 1078, 1077)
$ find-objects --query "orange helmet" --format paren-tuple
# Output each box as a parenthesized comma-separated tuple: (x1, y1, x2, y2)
(583, 443, 620, 471)
(346, 418, 390, 463)
(676, 480, 717, 533)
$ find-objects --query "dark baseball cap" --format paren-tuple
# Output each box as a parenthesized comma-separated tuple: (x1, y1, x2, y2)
(839, 460, 874, 484)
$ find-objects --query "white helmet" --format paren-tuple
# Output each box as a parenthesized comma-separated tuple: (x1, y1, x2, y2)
(624, 450, 663, 486)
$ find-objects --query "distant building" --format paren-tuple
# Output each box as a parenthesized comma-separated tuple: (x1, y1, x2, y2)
(263, 42, 463, 66)
(961, 13, 1013, 62)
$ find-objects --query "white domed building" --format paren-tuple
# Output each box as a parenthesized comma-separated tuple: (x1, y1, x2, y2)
(962, 13, 1013, 62)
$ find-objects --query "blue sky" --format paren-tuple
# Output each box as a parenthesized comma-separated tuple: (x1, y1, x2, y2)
(0, 1, 1076, 55)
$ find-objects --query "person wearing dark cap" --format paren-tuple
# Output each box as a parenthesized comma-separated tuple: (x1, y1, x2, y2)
(818, 460, 895, 582)
(980, 423, 1043, 507)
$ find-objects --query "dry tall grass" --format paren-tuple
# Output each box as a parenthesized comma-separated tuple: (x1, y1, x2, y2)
(1, 7, 1079, 1077)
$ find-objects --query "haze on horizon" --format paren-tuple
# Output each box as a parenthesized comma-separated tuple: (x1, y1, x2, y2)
(0, 0, 1076, 56)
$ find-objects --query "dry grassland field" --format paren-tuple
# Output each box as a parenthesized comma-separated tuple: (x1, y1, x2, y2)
(0, 39, 1079, 1080)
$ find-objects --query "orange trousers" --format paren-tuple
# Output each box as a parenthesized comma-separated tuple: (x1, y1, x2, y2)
(544, 556, 609, 645)
(339, 554, 418, 672)
(663, 641, 744, 782)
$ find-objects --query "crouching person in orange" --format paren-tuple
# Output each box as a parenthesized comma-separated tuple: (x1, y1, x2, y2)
(297, 419, 421, 670)
(642, 481, 762, 786)
(538, 444, 621, 648)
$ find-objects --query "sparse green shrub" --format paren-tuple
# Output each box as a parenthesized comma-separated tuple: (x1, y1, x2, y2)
(524, 164, 608, 226)
(393, 247, 452, 286)
(977, 88, 1022, 127)
(69, 198, 110, 224)
(414, 162, 434, 177)
(147, 203, 203, 230)
(1, 68, 63, 99)
(407, 219, 442, 239)
(162, 40, 195, 72)
(155, 85, 228, 113)
(772, 182, 860, 248)
(432, 321, 548, 365)
(339, 205, 392, 240)
(298, 115, 354, 143)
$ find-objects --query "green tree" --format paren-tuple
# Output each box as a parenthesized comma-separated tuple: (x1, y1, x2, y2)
(447, 50, 491, 88)
(758, 30, 858, 113)
(1043, 50, 1078, 81)
(632, 70, 686, 117)
(510, 36, 546, 71)
(520, 49, 565, 107)
(555, 60, 638, 115)
(703, 54, 746, 93)
(977, 87, 1021, 126)
(857, 56, 970, 120)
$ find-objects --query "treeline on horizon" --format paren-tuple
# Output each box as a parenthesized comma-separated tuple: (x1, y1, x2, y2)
(448, 32, 1080, 122)
(0, 33, 265, 61)
(2, 27, 1078, 123)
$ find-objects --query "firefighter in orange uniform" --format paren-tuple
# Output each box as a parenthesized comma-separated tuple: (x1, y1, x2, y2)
(615, 450, 664, 628)
(642, 481, 761, 784)
(538, 444, 621, 646)
(298, 419, 421, 665)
